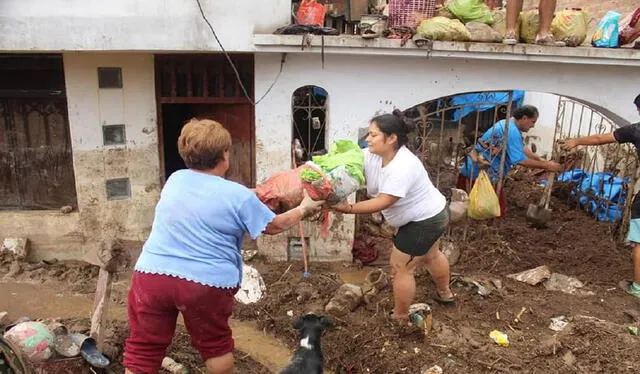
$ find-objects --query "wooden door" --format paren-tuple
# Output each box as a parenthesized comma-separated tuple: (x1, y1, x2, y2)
(192, 104, 254, 187)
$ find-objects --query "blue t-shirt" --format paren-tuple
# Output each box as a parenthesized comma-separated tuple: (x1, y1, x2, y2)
(459, 119, 527, 183)
(135, 169, 276, 288)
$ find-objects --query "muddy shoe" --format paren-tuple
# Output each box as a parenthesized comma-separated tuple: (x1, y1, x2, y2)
(502, 30, 517, 45)
(535, 34, 566, 47)
(619, 280, 640, 298)
(388, 313, 425, 336)
(362, 269, 389, 304)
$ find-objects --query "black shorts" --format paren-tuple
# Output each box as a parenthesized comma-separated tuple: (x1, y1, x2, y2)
(393, 208, 449, 256)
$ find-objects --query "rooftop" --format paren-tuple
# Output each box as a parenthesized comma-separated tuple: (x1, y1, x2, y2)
(253, 34, 640, 67)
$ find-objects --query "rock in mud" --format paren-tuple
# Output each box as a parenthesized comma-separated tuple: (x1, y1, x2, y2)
(4, 261, 23, 279)
(325, 283, 363, 316)
(544, 273, 594, 296)
(441, 238, 460, 266)
(2, 237, 29, 261)
(421, 365, 443, 374)
(507, 265, 551, 286)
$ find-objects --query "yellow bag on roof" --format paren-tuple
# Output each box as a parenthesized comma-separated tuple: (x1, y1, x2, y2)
(417, 17, 471, 41)
(467, 170, 501, 220)
(551, 9, 588, 47)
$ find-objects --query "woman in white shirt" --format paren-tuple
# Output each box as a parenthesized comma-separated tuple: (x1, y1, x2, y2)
(332, 110, 454, 329)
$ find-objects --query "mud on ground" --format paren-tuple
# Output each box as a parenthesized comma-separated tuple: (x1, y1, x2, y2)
(236, 174, 640, 373)
(58, 318, 270, 374)
(3, 172, 640, 373)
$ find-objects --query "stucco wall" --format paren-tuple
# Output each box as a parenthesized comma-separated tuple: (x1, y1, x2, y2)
(0, 0, 290, 52)
(253, 52, 639, 259)
(1, 53, 160, 262)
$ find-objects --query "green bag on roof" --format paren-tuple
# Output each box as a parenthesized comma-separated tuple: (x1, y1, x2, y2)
(447, 0, 494, 24)
(310, 139, 365, 184)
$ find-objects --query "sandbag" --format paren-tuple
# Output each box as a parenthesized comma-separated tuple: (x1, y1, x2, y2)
(551, 9, 588, 47)
(417, 17, 471, 41)
(592, 11, 621, 48)
(447, 0, 493, 24)
(619, 8, 640, 46)
(255, 164, 333, 214)
(466, 21, 502, 42)
(519, 9, 539, 43)
(491, 8, 520, 39)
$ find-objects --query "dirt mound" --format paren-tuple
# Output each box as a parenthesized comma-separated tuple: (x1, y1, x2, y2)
(235, 175, 640, 373)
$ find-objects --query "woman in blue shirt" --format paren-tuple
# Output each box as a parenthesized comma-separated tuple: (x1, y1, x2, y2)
(123, 119, 324, 374)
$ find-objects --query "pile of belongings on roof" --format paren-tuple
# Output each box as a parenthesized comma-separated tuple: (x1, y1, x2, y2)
(417, 0, 588, 46)
(591, 8, 640, 48)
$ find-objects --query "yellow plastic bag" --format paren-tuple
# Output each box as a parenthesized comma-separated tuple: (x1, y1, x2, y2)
(551, 9, 588, 47)
(467, 170, 500, 220)
(417, 17, 471, 41)
(519, 9, 539, 43)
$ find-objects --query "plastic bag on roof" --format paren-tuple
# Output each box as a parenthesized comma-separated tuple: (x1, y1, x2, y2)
(592, 11, 621, 48)
(447, 0, 494, 24)
(551, 8, 588, 47)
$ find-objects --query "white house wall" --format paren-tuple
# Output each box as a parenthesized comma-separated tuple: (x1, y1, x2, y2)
(0, 0, 290, 52)
(253, 52, 640, 260)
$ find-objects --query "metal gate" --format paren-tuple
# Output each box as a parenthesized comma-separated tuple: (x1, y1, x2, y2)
(405, 92, 638, 239)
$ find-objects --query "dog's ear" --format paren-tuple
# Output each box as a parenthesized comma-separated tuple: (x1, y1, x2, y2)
(292, 316, 304, 330)
(320, 316, 333, 329)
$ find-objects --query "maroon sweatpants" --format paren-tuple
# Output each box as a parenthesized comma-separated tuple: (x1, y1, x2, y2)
(123, 272, 237, 373)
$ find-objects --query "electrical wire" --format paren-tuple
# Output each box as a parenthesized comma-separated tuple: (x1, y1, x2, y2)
(194, 0, 285, 106)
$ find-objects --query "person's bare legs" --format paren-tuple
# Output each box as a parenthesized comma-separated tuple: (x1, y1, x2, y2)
(537, 0, 556, 36)
(634, 244, 640, 284)
(389, 240, 453, 320)
(505, 0, 523, 35)
(422, 240, 454, 299)
(389, 246, 420, 319)
(205, 353, 234, 374)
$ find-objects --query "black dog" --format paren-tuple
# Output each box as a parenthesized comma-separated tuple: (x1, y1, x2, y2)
(279, 314, 333, 374)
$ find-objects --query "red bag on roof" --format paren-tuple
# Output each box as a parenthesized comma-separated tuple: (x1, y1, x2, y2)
(296, 0, 326, 26)
(619, 8, 640, 45)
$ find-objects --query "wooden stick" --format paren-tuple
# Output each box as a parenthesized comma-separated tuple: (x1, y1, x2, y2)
(90, 267, 113, 351)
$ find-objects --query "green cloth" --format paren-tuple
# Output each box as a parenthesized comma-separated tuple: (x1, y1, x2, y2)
(312, 140, 365, 184)
(447, 0, 493, 24)
(300, 168, 323, 182)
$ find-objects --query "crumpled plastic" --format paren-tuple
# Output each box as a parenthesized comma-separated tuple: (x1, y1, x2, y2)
(551, 9, 588, 47)
(447, 0, 493, 24)
(417, 17, 471, 41)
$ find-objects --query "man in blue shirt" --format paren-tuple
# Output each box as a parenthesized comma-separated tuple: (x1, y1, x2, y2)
(457, 105, 562, 217)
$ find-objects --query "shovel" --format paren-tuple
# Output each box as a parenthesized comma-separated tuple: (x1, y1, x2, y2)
(526, 172, 556, 228)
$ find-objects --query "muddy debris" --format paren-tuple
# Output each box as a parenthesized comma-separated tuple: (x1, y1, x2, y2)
(507, 265, 552, 286)
(325, 283, 363, 316)
(235, 175, 640, 373)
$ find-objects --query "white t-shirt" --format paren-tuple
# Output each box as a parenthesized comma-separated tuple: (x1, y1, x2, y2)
(364, 146, 446, 228)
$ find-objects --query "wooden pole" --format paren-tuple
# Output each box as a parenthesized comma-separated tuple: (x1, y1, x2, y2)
(90, 267, 113, 351)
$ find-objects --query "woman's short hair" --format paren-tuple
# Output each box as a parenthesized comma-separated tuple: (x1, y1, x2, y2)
(178, 118, 232, 170)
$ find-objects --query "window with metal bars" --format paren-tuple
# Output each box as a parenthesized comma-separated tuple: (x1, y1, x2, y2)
(291, 86, 328, 166)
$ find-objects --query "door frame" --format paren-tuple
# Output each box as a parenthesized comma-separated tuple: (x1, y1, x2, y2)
(154, 54, 255, 187)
